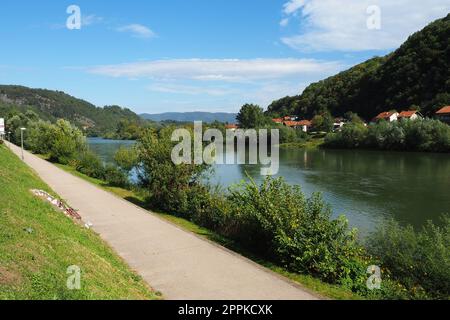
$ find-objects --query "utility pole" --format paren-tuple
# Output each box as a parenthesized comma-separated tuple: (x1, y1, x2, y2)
(20, 128, 26, 160)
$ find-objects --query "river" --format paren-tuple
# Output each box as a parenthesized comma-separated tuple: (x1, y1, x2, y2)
(87, 138, 450, 235)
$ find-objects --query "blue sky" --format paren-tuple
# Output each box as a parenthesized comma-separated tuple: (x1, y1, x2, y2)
(0, 0, 448, 114)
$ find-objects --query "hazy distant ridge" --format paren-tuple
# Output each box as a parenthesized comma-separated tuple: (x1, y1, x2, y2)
(140, 112, 237, 123)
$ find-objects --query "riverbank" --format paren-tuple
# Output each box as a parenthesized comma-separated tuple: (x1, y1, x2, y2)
(279, 138, 324, 149)
(52, 160, 362, 300)
(0, 145, 159, 300)
(6, 142, 319, 300)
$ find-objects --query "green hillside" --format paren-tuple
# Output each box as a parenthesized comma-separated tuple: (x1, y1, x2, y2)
(0, 85, 147, 137)
(0, 145, 158, 299)
(268, 13, 450, 119)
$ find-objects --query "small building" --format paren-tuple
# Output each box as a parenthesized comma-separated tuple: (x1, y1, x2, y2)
(283, 120, 298, 128)
(284, 120, 312, 132)
(436, 106, 450, 124)
(373, 111, 399, 123)
(398, 110, 423, 120)
(297, 120, 312, 133)
(333, 118, 346, 131)
(272, 118, 283, 124)
(225, 124, 238, 131)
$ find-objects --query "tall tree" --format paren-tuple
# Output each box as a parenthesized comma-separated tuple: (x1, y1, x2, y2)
(236, 104, 268, 128)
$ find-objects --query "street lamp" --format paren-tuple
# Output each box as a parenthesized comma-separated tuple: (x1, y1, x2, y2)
(20, 128, 26, 160)
(6, 131, 11, 149)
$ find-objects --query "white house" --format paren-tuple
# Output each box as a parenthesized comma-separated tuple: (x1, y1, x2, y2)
(373, 111, 399, 123)
(398, 110, 423, 121)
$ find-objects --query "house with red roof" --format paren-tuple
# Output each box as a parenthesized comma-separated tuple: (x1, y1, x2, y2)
(398, 110, 423, 121)
(283, 120, 312, 132)
(225, 124, 238, 131)
(272, 118, 283, 124)
(373, 111, 399, 123)
(436, 106, 450, 124)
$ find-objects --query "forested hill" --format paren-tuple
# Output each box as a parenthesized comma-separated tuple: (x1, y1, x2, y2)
(0, 85, 145, 137)
(268, 13, 450, 120)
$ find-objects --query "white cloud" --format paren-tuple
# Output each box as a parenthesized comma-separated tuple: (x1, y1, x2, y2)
(82, 15, 103, 27)
(148, 83, 235, 96)
(87, 58, 344, 82)
(280, 0, 450, 52)
(280, 18, 290, 27)
(84, 58, 345, 110)
(117, 24, 156, 38)
(283, 0, 306, 15)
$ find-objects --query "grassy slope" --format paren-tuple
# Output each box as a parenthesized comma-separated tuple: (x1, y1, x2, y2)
(0, 145, 159, 300)
(53, 161, 362, 300)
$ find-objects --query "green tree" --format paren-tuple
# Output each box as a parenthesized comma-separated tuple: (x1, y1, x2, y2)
(137, 127, 208, 215)
(236, 104, 268, 128)
(114, 146, 139, 172)
(312, 112, 334, 132)
(49, 119, 86, 164)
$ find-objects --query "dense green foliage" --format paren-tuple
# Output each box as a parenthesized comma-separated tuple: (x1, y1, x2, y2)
(267, 14, 450, 119)
(132, 129, 365, 286)
(6, 111, 87, 164)
(227, 179, 366, 287)
(136, 127, 208, 214)
(234, 104, 311, 144)
(6, 111, 130, 187)
(0, 85, 148, 139)
(123, 128, 449, 299)
(367, 217, 450, 299)
(311, 111, 335, 132)
(0, 146, 156, 299)
(236, 104, 270, 128)
(324, 119, 450, 152)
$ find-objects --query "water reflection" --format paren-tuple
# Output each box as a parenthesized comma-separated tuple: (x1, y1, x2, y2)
(87, 138, 450, 236)
(212, 148, 450, 235)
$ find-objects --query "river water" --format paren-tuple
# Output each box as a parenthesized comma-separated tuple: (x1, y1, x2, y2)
(88, 138, 450, 235)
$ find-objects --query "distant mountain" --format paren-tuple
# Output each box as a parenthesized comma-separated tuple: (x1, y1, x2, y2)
(0, 85, 146, 136)
(267, 13, 450, 120)
(140, 112, 237, 123)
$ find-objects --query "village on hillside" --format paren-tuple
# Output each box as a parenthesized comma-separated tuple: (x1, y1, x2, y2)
(225, 106, 450, 133)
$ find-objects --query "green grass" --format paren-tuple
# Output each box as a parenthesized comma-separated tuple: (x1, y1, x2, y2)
(53, 159, 363, 300)
(0, 146, 160, 300)
(279, 138, 325, 149)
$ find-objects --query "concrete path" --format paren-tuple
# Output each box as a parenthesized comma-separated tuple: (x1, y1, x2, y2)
(6, 142, 319, 300)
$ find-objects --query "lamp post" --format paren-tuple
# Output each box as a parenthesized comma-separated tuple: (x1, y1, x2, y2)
(20, 128, 26, 160)
(6, 131, 11, 149)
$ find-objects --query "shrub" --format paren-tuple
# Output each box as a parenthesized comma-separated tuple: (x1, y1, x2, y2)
(75, 151, 105, 179)
(137, 127, 207, 216)
(114, 146, 139, 172)
(49, 119, 86, 164)
(367, 216, 450, 299)
(325, 123, 368, 148)
(227, 177, 366, 286)
(325, 119, 450, 152)
(104, 164, 129, 188)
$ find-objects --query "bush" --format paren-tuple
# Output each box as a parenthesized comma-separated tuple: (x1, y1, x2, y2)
(75, 151, 105, 179)
(226, 178, 366, 286)
(114, 146, 139, 172)
(137, 127, 207, 215)
(104, 164, 129, 188)
(325, 119, 450, 152)
(49, 119, 86, 164)
(367, 216, 450, 299)
(325, 123, 368, 148)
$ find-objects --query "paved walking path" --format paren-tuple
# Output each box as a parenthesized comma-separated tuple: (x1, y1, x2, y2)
(7, 142, 319, 300)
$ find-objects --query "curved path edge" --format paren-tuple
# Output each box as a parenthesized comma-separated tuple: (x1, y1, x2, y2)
(7, 142, 320, 300)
